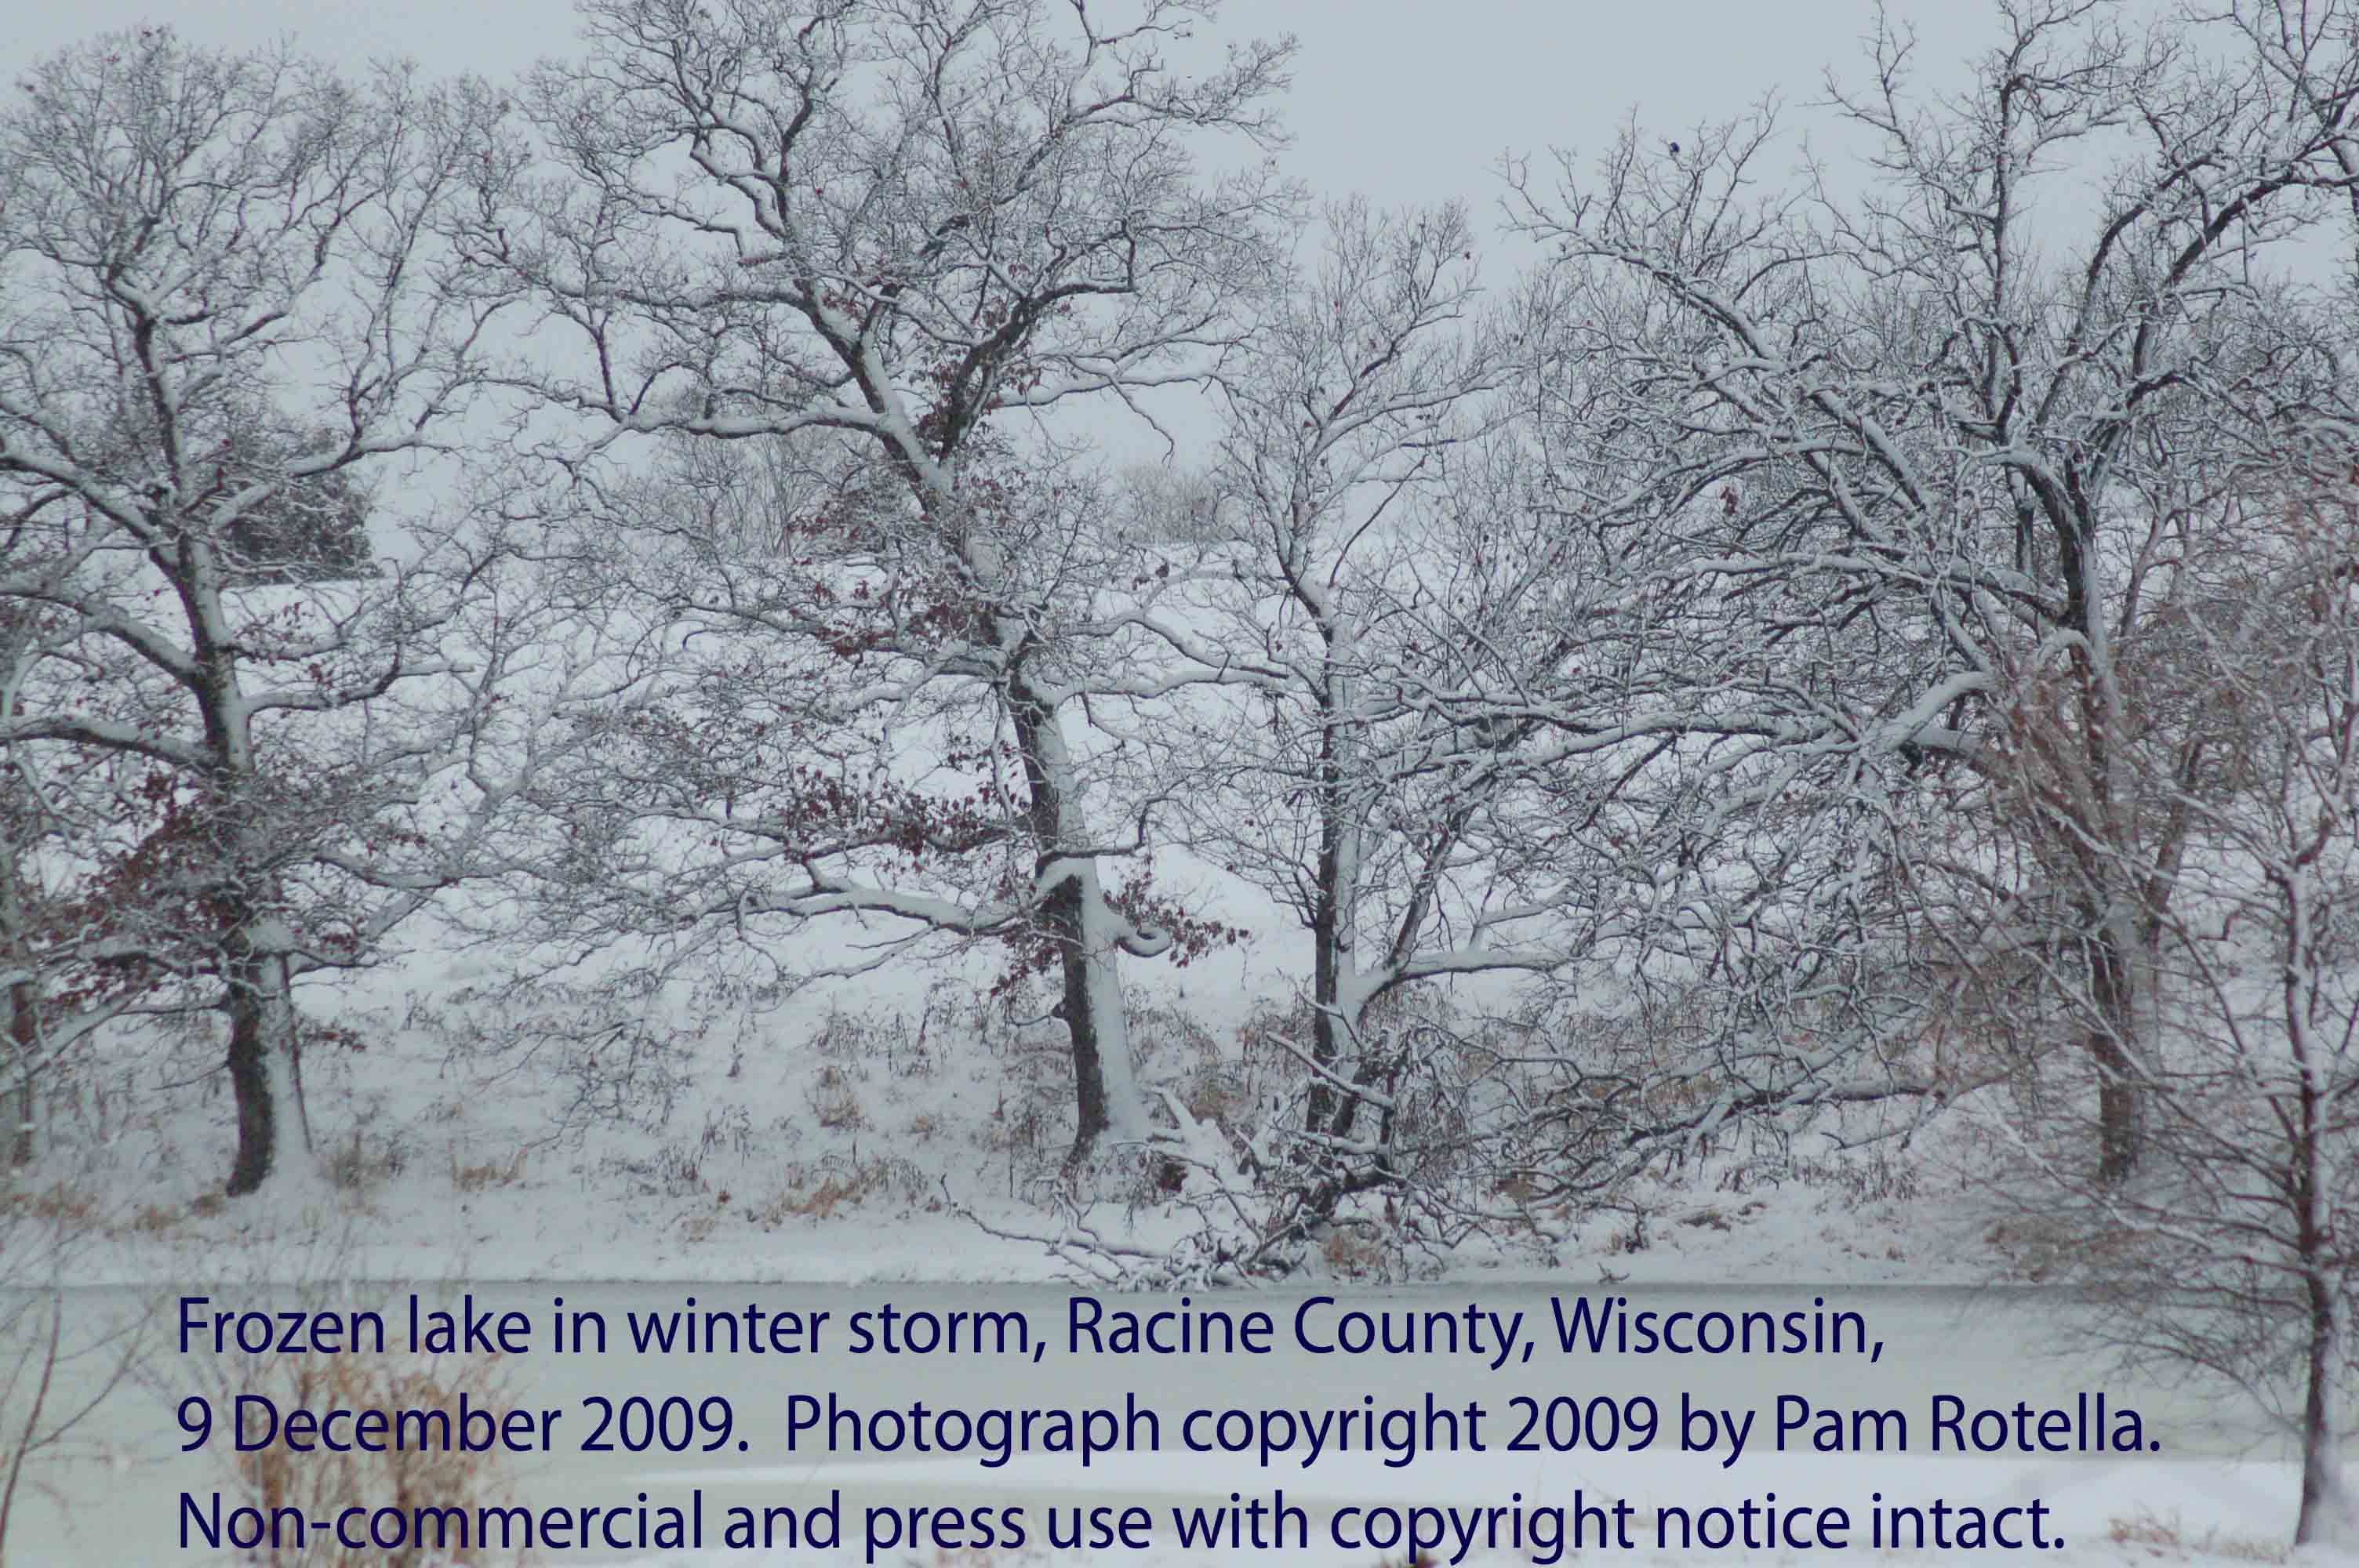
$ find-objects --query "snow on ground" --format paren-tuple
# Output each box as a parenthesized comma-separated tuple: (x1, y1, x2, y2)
(16, 890, 1998, 1292)
(13, 836, 2312, 1562)
(27, 1047, 1991, 1294)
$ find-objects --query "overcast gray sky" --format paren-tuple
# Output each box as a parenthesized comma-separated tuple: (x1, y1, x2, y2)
(13, 1, 2168, 481)
(18, 1, 2027, 220)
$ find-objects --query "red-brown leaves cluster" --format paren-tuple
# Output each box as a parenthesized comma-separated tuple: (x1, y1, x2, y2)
(1107, 877, 1249, 970)
(31, 771, 237, 1012)
(988, 867, 1249, 1003)
(608, 702, 1005, 870)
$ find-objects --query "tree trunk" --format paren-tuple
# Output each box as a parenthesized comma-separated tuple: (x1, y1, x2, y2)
(2291, 898, 2354, 1551)
(2091, 1039, 2140, 1185)
(0, 630, 31, 1171)
(1005, 677, 1143, 1165)
(1305, 651, 1358, 1136)
(2086, 916, 2143, 1185)
(1306, 840, 1346, 1135)
(1043, 873, 1111, 1162)
(222, 949, 284, 1197)
(2295, 1269, 2352, 1548)
(5, 980, 31, 1170)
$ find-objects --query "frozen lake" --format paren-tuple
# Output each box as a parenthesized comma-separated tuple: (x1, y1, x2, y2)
(5, 1279, 2299, 1564)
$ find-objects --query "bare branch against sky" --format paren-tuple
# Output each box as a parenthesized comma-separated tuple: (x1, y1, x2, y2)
(15, 2, 2037, 220)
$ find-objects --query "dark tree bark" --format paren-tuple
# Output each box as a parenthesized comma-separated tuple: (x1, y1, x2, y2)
(2088, 924, 2143, 1185)
(5, 981, 32, 1171)
(221, 953, 278, 1198)
(1008, 678, 1121, 1167)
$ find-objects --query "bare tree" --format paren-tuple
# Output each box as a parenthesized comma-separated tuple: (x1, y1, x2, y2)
(1514, 0, 2359, 1181)
(1171, 200, 1533, 1116)
(469, 0, 1296, 1163)
(1990, 465, 2359, 1549)
(0, 30, 530, 1193)
(1100, 201, 1677, 1261)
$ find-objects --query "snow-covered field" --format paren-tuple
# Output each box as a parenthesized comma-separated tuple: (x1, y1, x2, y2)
(19, 895, 2317, 1566)
(9, 861, 1991, 1292)
(6, 777, 2343, 1566)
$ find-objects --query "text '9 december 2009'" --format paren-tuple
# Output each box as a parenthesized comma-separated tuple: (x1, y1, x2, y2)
(165, 1287, 2148, 1562)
